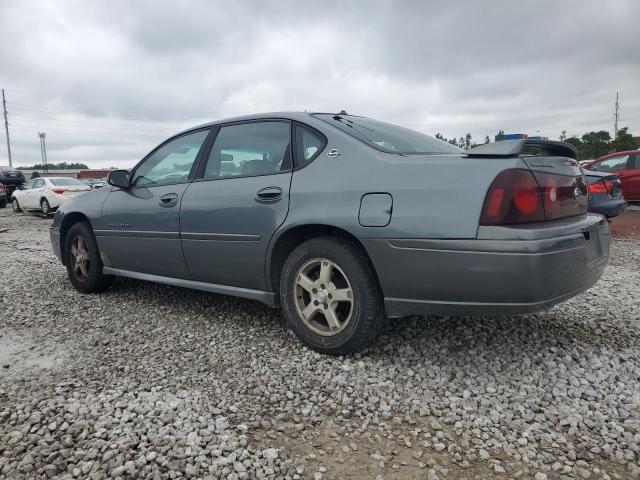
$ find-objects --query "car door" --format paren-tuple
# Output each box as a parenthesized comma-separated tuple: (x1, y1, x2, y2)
(96, 128, 211, 278)
(624, 153, 640, 200)
(17, 179, 36, 208)
(31, 178, 46, 208)
(180, 120, 293, 290)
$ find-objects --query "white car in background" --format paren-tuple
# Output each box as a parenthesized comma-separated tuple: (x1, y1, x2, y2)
(12, 177, 91, 215)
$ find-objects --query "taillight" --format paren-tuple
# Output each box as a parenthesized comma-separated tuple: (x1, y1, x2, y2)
(480, 169, 588, 225)
(52, 187, 67, 194)
(480, 170, 544, 225)
(588, 180, 613, 195)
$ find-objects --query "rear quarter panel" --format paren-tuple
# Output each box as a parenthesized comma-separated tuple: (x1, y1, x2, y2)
(284, 120, 527, 239)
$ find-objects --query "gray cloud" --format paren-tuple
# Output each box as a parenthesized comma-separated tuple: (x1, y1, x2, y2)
(1, 0, 638, 168)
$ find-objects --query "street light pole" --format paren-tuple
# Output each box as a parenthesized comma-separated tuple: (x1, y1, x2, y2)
(38, 132, 48, 173)
(2, 89, 12, 167)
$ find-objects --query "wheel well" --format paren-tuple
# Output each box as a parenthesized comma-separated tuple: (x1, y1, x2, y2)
(268, 224, 381, 293)
(59, 212, 90, 264)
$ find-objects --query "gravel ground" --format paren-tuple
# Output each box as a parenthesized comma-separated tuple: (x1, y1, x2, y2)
(1, 207, 639, 480)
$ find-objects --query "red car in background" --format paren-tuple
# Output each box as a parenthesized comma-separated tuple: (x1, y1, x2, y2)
(582, 150, 640, 201)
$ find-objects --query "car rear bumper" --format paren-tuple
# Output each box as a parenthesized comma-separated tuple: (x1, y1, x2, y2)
(588, 196, 626, 218)
(362, 213, 610, 318)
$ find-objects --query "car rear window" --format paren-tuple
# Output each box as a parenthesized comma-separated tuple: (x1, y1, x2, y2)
(313, 114, 463, 155)
(50, 178, 85, 186)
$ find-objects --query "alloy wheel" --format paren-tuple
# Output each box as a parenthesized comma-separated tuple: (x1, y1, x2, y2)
(293, 258, 354, 336)
(12, 199, 19, 212)
(70, 235, 90, 281)
(41, 199, 50, 215)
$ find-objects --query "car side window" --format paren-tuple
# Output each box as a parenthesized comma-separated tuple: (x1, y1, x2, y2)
(131, 130, 209, 187)
(203, 121, 291, 180)
(631, 154, 640, 170)
(593, 155, 629, 172)
(34, 179, 44, 188)
(22, 180, 35, 190)
(294, 125, 325, 168)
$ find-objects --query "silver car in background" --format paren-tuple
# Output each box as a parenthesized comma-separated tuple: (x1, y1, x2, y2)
(50, 112, 609, 354)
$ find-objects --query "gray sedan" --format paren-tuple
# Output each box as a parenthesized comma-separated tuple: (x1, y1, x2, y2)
(50, 112, 609, 355)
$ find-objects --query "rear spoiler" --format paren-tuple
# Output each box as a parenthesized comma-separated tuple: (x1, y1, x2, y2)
(467, 139, 578, 159)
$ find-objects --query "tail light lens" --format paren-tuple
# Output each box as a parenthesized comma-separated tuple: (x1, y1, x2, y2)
(480, 170, 544, 225)
(588, 180, 613, 195)
(480, 169, 587, 225)
(52, 187, 67, 194)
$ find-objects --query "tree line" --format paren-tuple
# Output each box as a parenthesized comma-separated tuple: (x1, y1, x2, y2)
(22, 162, 90, 170)
(436, 127, 637, 160)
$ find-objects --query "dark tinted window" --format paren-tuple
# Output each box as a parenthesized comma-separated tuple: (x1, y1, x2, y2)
(50, 178, 85, 186)
(132, 130, 209, 187)
(314, 114, 463, 155)
(631, 154, 640, 170)
(204, 121, 291, 180)
(295, 125, 324, 168)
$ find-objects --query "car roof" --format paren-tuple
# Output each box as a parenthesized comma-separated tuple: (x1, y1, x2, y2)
(184, 111, 316, 133)
(594, 149, 640, 161)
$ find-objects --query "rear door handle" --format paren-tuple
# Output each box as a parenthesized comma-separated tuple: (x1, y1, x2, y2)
(255, 186, 282, 203)
(159, 192, 178, 207)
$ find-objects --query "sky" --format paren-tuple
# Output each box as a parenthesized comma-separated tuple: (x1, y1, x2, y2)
(0, 0, 639, 169)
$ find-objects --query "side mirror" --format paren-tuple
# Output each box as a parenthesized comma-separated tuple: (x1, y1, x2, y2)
(107, 170, 131, 188)
(18, 184, 24, 190)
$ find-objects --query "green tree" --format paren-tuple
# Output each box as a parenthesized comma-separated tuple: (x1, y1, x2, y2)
(580, 130, 611, 159)
(559, 130, 567, 142)
(464, 133, 472, 150)
(612, 127, 637, 152)
(484, 135, 490, 144)
(30, 171, 40, 179)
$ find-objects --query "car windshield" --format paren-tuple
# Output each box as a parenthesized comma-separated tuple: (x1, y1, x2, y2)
(314, 114, 463, 155)
(50, 178, 85, 186)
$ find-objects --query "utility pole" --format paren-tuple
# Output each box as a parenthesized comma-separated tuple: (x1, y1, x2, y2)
(614, 92, 620, 140)
(2, 89, 12, 167)
(38, 132, 48, 173)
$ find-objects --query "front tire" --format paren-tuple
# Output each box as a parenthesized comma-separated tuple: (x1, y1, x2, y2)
(280, 236, 385, 355)
(40, 198, 51, 215)
(64, 222, 114, 293)
(12, 198, 20, 212)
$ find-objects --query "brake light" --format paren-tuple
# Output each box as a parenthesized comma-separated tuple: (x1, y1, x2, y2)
(480, 169, 587, 225)
(588, 181, 613, 195)
(480, 170, 544, 225)
(52, 187, 67, 194)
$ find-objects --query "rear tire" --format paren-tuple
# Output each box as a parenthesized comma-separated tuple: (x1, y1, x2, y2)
(40, 198, 51, 215)
(280, 236, 385, 355)
(64, 222, 114, 293)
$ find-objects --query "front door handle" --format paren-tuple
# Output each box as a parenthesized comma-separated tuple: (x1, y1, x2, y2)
(255, 186, 283, 203)
(159, 192, 178, 208)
